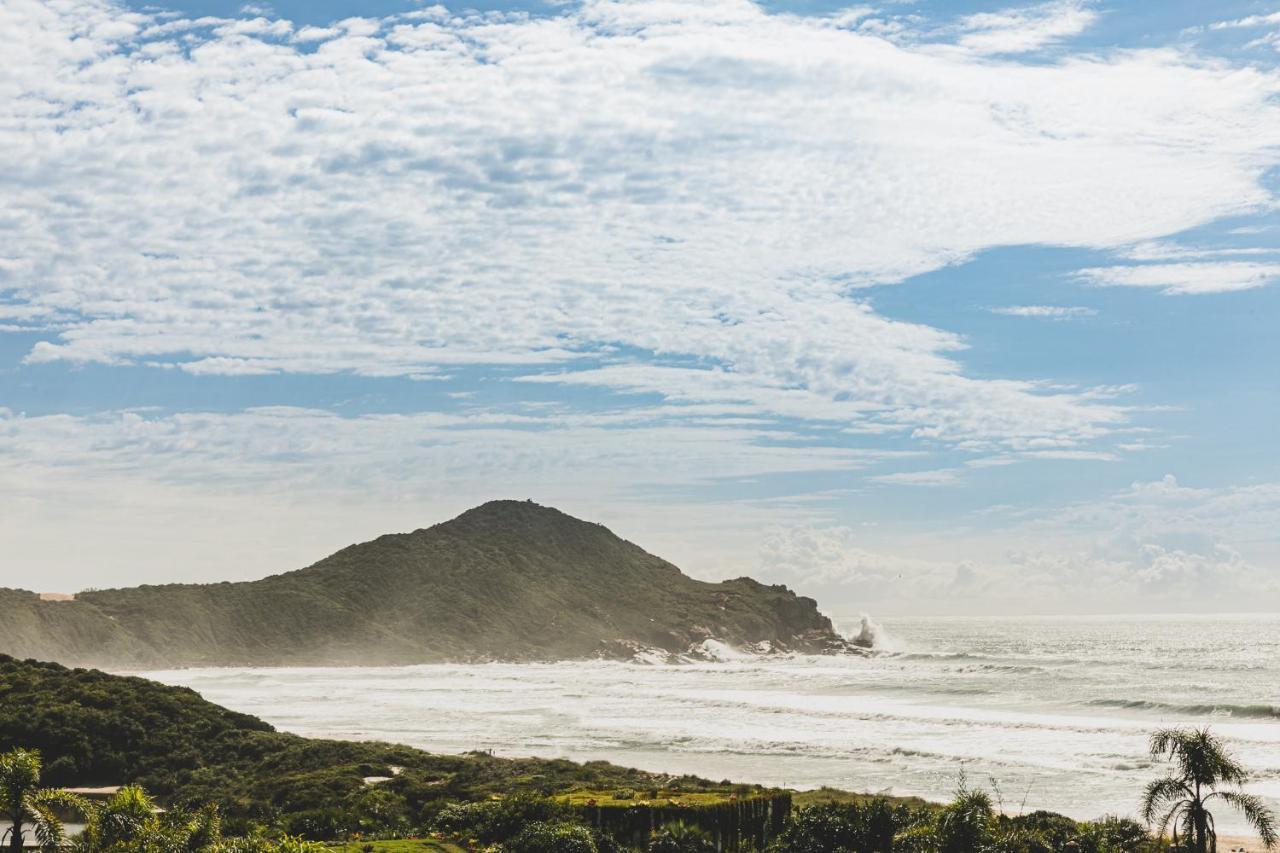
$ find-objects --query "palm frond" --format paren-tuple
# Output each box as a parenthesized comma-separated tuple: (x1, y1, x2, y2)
(1150, 729, 1181, 759)
(31, 788, 90, 818)
(1155, 801, 1186, 842)
(1143, 777, 1193, 823)
(25, 799, 65, 853)
(1216, 790, 1279, 850)
(0, 748, 43, 812)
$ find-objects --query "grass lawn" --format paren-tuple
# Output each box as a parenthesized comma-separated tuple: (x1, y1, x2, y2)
(326, 840, 466, 853)
(557, 789, 752, 807)
(792, 787, 940, 811)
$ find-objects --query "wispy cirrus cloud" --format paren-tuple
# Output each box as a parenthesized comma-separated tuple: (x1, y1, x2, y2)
(988, 305, 1098, 319)
(1076, 262, 1280, 294)
(869, 468, 964, 487)
(952, 0, 1097, 54)
(1209, 11, 1280, 31)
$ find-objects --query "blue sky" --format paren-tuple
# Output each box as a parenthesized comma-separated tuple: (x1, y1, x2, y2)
(2, 0, 1280, 614)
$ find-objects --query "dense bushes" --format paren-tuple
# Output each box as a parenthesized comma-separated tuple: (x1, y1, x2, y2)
(422, 786, 1156, 853)
(504, 821, 601, 853)
(774, 799, 927, 853)
(0, 739, 1176, 853)
(0, 658, 1201, 853)
(0, 656, 670, 835)
(770, 791, 1156, 853)
(432, 793, 573, 845)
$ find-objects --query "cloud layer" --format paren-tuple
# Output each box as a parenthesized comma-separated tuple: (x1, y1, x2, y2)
(3, 0, 1280, 455)
(758, 474, 1280, 613)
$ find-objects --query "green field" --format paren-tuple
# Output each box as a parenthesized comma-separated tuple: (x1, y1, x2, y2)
(557, 789, 749, 807)
(791, 787, 940, 811)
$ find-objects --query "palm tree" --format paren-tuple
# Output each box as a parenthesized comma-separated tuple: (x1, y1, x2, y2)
(0, 748, 88, 853)
(1141, 727, 1277, 853)
(74, 785, 165, 853)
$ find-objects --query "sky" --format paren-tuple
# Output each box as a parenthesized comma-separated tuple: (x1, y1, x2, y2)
(2, 0, 1280, 616)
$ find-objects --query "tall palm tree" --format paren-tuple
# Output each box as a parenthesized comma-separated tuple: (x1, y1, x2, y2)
(1141, 727, 1277, 853)
(0, 748, 87, 853)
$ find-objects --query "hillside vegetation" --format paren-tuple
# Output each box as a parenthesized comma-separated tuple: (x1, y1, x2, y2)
(0, 656, 1195, 853)
(0, 500, 854, 667)
(0, 655, 737, 836)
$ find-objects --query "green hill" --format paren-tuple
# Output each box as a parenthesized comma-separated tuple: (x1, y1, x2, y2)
(0, 654, 726, 836)
(1, 500, 856, 667)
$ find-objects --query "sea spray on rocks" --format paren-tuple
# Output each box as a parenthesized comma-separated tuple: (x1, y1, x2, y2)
(851, 614, 900, 651)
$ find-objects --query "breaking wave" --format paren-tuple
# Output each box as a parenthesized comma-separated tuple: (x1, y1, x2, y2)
(1085, 699, 1280, 719)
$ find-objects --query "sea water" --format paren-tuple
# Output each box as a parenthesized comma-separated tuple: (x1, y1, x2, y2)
(144, 614, 1280, 833)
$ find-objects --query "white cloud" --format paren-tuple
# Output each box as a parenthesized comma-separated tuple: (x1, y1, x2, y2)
(1, 0, 1278, 458)
(1210, 11, 1280, 30)
(1019, 448, 1116, 461)
(1076, 262, 1280, 294)
(293, 25, 339, 42)
(953, 0, 1098, 54)
(758, 525, 973, 600)
(1120, 240, 1278, 262)
(756, 473, 1280, 613)
(870, 468, 963, 487)
(989, 305, 1098, 319)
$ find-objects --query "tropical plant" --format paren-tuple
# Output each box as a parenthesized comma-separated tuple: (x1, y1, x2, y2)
(0, 748, 88, 853)
(1140, 728, 1277, 853)
(648, 820, 715, 853)
(74, 785, 167, 853)
(937, 783, 996, 853)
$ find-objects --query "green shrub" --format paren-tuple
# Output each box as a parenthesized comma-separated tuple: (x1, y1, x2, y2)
(771, 799, 921, 853)
(1077, 816, 1150, 853)
(502, 821, 598, 853)
(280, 809, 352, 840)
(1008, 812, 1079, 851)
(937, 788, 996, 853)
(433, 794, 571, 844)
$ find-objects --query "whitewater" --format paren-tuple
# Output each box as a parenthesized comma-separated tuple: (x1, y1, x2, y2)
(145, 614, 1280, 833)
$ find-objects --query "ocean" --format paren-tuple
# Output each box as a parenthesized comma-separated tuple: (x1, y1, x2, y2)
(144, 613, 1280, 833)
